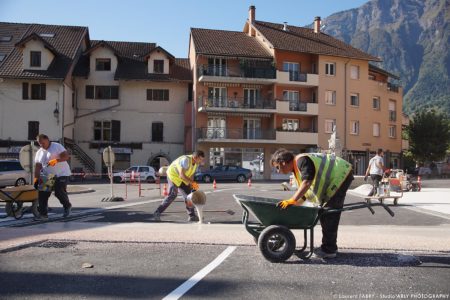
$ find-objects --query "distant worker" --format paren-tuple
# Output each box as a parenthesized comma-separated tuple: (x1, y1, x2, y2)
(364, 148, 385, 196)
(153, 150, 205, 222)
(271, 148, 354, 259)
(33, 134, 73, 221)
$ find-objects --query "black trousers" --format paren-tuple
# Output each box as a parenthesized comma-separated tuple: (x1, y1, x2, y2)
(320, 173, 354, 253)
(38, 176, 71, 216)
(368, 174, 382, 196)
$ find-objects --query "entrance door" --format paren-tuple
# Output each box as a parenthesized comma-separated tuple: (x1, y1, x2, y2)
(244, 118, 261, 139)
(208, 87, 227, 107)
(207, 117, 226, 139)
(244, 89, 260, 108)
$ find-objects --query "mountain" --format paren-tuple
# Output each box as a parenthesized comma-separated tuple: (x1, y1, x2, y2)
(321, 0, 450, 115)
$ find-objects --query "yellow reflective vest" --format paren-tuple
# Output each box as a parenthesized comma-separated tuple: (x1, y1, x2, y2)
(167, 155, 198, 186)
(293, 153, 352, 205)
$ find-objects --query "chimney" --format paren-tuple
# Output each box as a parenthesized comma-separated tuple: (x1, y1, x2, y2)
(248, 5, 256, 36)
(314, 16, 321, 33)
(283, 22, 288, 31)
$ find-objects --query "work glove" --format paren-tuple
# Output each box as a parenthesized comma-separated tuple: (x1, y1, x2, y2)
(191, 181, 200, 191)
(48, 159, 58, 167)
(33, 178, 39, 190)
(364, 175, 368, 182)
(276, 198, 297, 209)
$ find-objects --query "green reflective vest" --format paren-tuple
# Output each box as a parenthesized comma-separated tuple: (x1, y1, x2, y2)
(167, 155, 198, 186)
(293, 153, 352, 205)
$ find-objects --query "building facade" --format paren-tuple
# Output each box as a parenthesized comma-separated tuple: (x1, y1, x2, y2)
(188, 6, 403, 179)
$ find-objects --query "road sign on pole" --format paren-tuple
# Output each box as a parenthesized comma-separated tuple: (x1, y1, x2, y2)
(102, 146, 120, 201)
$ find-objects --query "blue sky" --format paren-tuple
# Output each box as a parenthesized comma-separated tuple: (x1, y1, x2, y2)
(0, 0, 368, 57)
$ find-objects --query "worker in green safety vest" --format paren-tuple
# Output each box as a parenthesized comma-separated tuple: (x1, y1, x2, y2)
(153, 150, 205, 222)
(271, 148, 354, 259)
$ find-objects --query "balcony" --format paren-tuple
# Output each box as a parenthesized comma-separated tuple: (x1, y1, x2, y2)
(387, 82, 400, 93)
(197, 127, 276, 143)
(276, 100, 318, 115)
(276, 129, 318, 145)
(198, 65, 276, 85)
(276, 70, 319, 87)
(197, 96, 276, 114)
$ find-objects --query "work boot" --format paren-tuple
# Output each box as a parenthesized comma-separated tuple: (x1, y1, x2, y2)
(63, 204, 72, 218)
(188, 215, 199, 222)
(153, 211, 161, 221)
(34, 214, 49, 221)
(313, 248, 337, 259)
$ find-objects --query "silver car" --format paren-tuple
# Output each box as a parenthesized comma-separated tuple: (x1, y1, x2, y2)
(0, 159, 29, 187)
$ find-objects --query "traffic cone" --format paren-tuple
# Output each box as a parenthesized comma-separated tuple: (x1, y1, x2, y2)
(163, 183, 168, 196)
(248, 178, 252, 187)
(213, 179, 217, 190)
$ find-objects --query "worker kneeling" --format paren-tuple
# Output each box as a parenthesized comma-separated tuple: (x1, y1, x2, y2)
(153, 151, 205, 222)
(271, 148, 354, 259)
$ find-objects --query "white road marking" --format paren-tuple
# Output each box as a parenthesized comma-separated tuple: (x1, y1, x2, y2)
(163, 246, 237, 300)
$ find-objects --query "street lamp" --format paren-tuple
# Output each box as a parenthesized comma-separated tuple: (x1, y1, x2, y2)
(53, 102, 60, 124)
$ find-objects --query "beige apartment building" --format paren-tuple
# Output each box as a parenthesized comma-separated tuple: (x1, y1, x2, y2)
(0, 22, 191, 174)
(188, 6, 403, 179)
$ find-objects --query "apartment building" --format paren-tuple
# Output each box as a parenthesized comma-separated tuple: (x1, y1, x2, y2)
(0, 22, 192, 174)
(188, 6, 403, 179)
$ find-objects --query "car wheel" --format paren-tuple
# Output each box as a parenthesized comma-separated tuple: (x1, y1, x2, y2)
(146, 176, 156, 183)
(236, 174, 246, 183)
(113, 176, 122, 183)
(203, 175, 212, 183)
(15, 178, 27, 186)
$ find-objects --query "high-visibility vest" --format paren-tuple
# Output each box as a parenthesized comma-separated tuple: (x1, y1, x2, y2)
(167, 155, 198, 186)
(293, 153, 352, 205)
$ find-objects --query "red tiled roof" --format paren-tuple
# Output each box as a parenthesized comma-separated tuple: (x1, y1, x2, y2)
(254, 21, 380, 61)
(0, 22, 87, 79)
(191, 28, 273, 59)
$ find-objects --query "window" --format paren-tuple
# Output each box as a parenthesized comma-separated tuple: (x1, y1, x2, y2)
(0, 54, 5, 62)
(147, 89, 169, 101)
(350, 121, 359, 135)
(30, 51, 41, 67)
(0, 36, 12, 42)
(283, 90, 300, 111)
(28, 121, 39, 140)
(154, 60, 164, 73)
(283, 62, 300, 81)
(31, 83, 46, 100)
(350, 65, 359, 79)
(325, 62, 336, 76)
(22, 83, 29, 99)
(325, 90, 336, 105)
(86, 86, 119, 99)
(350, 93, 359, 106)
(373, 97, 380, 110)
(152, 122, 163, 142)
(325, 119, 336, 133)
(389, 100, 396, 121)
(282, 119, 299, 131)
(373, 123, 380, 137)
(95, 58, 111, 71)
(389, 125, 396, 138)
(94, 120, 120, 141)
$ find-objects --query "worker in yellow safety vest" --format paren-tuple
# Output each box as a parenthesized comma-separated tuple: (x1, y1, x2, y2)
(271, 148, 354, 259)
(153, 150, 205, 222)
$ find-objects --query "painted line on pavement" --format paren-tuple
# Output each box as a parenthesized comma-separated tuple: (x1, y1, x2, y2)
(163, 246, 237, 300)
(404, 206, 450, 220)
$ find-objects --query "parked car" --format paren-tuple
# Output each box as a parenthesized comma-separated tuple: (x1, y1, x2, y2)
(194, 165, 252, 183)
(0, 159, 28, 187)
(113, 166, 157, 183)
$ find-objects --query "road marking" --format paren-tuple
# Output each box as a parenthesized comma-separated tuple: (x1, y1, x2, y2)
(163, 246, 237, 300)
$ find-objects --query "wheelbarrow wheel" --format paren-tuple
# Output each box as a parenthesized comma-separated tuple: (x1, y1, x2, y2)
(258, 225, 296, 263)
(5, 201, 24, 219)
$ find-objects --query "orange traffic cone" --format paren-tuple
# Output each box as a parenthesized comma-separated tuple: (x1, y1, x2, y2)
(248, 178, 252, 187)
(213, 179, 217, 190)
(163, 183, 168, 196)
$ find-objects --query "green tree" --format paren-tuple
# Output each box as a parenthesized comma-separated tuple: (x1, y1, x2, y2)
(407, 110, 450, 163)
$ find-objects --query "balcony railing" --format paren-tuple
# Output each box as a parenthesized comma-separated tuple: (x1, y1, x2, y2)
(387, 82, 399, 93)
(287, 71, 308, 82)
(276, 127, 317, 133)
(198, 65, 276, 79)
(288, 101, 308, 112)
(197, 127, 276, 140)
(198, 96, 276, 110)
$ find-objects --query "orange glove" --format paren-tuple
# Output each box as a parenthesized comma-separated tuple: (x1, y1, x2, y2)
(33, 178, 39, 190)
(191, 181, 200, 191)
(48, 159, 58, 166)
(276, 198, 297, 209)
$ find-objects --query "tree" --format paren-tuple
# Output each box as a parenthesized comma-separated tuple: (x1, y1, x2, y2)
(407, 110, 450, 163)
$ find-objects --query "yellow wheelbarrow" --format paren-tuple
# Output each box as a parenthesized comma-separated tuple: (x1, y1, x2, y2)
(0, 185, 39, 219)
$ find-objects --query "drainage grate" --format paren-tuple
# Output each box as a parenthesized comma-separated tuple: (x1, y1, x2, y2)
(35, 241, 78, 249)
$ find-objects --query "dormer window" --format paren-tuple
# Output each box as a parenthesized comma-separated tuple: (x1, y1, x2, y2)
(30, 51, 41, 67)
(96, 58, 111, 71)
(154, 60, 164, 73)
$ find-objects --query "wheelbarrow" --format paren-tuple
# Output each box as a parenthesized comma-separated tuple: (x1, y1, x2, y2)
(0, 185, 39, 219)
(234, 194, 395, 263)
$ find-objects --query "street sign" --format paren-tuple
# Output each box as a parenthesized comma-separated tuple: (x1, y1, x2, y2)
(19, 144, 39, 172)
(102, 146, 115, 167)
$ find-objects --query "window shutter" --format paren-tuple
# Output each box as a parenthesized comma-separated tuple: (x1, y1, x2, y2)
(22, 83, 29, 99)
(86, 85, 94, 99)
(111, 120, 121, 142)
(40, 83, 46, 100)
